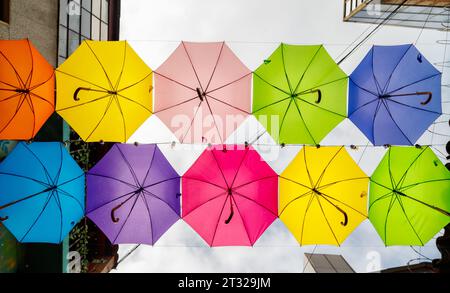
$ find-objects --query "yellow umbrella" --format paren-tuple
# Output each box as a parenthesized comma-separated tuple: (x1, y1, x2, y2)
(56, 41, 152, 142)
(279, 146, 369, 245)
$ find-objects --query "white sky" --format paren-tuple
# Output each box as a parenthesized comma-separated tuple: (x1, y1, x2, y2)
(114, 0, 450, 273)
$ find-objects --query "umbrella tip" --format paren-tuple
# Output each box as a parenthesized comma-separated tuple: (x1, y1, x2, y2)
(134, 141, 139, 146)
(280, 142, 285, 148)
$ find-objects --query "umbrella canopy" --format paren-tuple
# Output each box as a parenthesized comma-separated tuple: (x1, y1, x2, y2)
(0, 142, 85, 243)
(252, 44, 347, 145)
(369, 146, 450, 245)
(349, 44, 441, 146)
(154, 42, 251, 144)
(279, 146, 368, 245)
(86, 144, 180, 245)
(56, 40, 153, 143)
(182, 145, 278, 246)
(0, 39, 55, 140)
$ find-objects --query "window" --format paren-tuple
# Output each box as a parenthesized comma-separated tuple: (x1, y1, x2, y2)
(58, 0, 110, 66)
(0, 0, 10, 24)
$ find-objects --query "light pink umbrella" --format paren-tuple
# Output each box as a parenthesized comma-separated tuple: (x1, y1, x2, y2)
(154, 42, 251, 144)
(182, 145, 278, 246)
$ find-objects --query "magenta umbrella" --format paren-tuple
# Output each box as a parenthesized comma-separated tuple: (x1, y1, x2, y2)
(182, 145, 278, 246)
(154, 42, 252, 144)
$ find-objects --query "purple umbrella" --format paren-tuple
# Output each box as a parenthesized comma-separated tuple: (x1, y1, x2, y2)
(349, 44, 442, 146)
(86, 144, 180, 245)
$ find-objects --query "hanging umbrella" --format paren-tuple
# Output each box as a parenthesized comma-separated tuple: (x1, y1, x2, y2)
(369, 146, 450, 245)
(0, 39, 55, 140)
(0, 142, 85, 243)
(86, 144, 180, 245)
(154, 42, 251, 144)
(56, 40, 153, 143)
(279, 146, 368, 245)
(349, 44, 441, 146)
(252, 44, 347, 145)
(182, 145, 278, 246)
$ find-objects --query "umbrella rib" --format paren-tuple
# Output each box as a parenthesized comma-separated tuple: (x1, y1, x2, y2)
(316, 146, 344, 188)
(29, 92, 55, 108)
(0, 186, 53, 210)
(295, 96, 346, 118)
(57, 189, 84, 214)
(396, 190, 450, 217)
(143, 177, 180, 189)
(381, 45, 413, 94)
(205, 94, 251, 114)
(317, 176, 369, 190)
(0, 94, 27, 135)
(0, 51, 25, 88)
(118, 72, 152, 93)
(116, 145, 140, 186)
(56, 93, 111, 112)
(385, 73, 441, 96)
(22, 143, 53, 185)
(112, 195, 141, 244)
(25, 39, 34, 90)
(141, 145, 158, 186)
(203, 97, 224, 144)
(396, 195, 425, 245)
(349, 79, 380, 99)
(204, 42, 225, 93)
(368, 191, 394, 210)
(253, 72, 291, 96)
(400, 178, 450, 191)
(153, 96, 198, 114)
(229, 148, 250, 188)
(302, 145, 315, 187)
(182, 191, 227, 218)
(179, 100, 203, 143)
(383, 195, 397, 245)
(252, 95, 291, 114)
(114, 41, 127, 90)
(279, 175, 312, 190)
(370, 47, 383, 95)
(293, 98, 317, 145)
(299, 193, 316, 245)
(182, 176, 226, 191)
(85, 190, 137, 214)
(385, 98, 441, 115)
(84, 41, 114, 90)
(315, 196, 341, 246)
(371, 100, 383, 145)
(319, 190, 368, 218)
(210, 194, 230, 246)
(0, 80, 20, 90)
(230, 195, 253, 246)
(210, 149, 229, 188)
(278, 98, 294, 142)
(0, 92, 21, 103)
(85, 97, 114, 141)
(206, 72, 252, 95)
(142, 189, 180, 222)
(233, 190, 278, 218)
(279, 191, 313, 217)
(181, 42, 204, 92)
(113, 96, 127, 142)
(382, 100, 414, 145)
(387, 147, 397, 189)
(141, 194, 155, 245)
(116, 93, 152, 114)
(0, 171, 50, 188)
(55, 70, 110, 91)
(26, 94, 36, 139)
(298, 76, 348, 95)
(19, 192, 53, 242)
(153, 72, 197, 92)
(280, 43, 294, 94)
(29, 71, 55, 91)
(292, 45, 323, 94)
(54, 143, 64, 185)
(233, 175, 278, 191)
(52, 190, 64, 243)
(87, 173, 136, 189)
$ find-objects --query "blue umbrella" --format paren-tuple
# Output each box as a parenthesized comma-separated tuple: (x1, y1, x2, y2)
(0, 142, 85, 243)
(349, 44, 441, 146)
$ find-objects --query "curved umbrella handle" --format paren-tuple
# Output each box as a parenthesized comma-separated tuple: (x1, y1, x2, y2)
(418, 92, 432, 105)
(314, 89, 322, 104)
(74, 87, 91, 101)
(0, 216, 8, 221)
(111, 205, 122, 223)
(224, 206, 234, 225)
(335, 205, 348, 226)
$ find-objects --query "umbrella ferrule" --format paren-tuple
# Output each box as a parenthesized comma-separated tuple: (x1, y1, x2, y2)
(196, 88, 206, 101)
(15, 88, 30, 94)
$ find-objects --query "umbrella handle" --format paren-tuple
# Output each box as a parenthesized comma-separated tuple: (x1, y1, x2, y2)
(314, 89, 322, 104)
(335, 205, 348, 226)
(225, 197, 234, 224)
(74, 87, 91, 101)
(418, 92, 432, 105)
(111, 205, 121, 223)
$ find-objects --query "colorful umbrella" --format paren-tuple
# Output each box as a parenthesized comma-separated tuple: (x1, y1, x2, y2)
(369, 146, 450, 245)
(279, 146, 368, 245)
(349, 44, 441, 146)
(86, 144, 180, 245)
(182, 145, 278, 246)
(56, 40, 153, 143)
(0, 142, 85, 243)
(154, 42, 251, 144)
(252, 44, 347, 145)
(0, 39, 55, 140)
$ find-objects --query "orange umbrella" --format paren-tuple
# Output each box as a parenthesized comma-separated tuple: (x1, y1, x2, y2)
(0, 39, 55, 140)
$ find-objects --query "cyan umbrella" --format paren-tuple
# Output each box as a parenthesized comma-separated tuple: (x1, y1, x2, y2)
(0, 142, 85, 243)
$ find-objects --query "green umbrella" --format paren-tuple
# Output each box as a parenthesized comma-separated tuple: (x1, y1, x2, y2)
(369, 146, 450, 246)
(252, 44, 347, 145)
